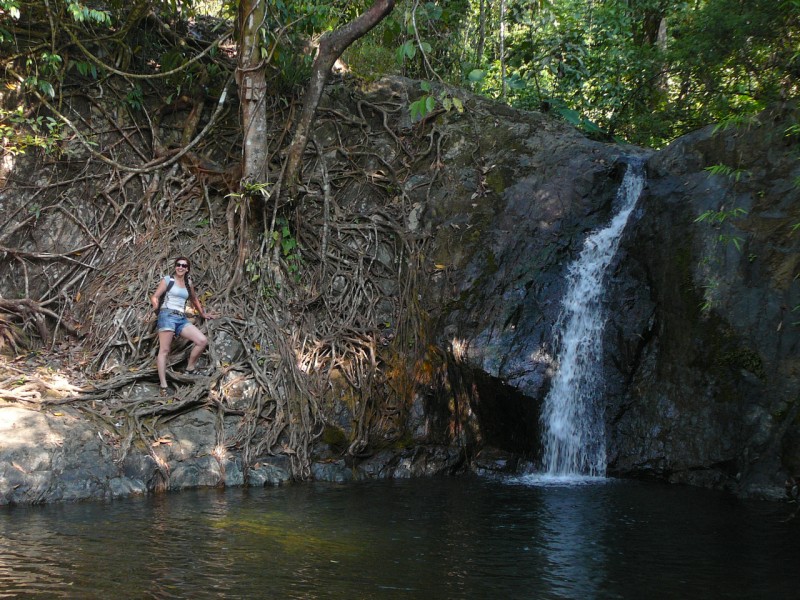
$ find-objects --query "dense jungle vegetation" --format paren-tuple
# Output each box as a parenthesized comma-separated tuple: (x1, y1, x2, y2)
(0, 0, 797, 480)
(2, 0, 798, 151)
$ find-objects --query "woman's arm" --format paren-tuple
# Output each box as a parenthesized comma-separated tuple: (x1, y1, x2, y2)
(150, 278, 167, 313)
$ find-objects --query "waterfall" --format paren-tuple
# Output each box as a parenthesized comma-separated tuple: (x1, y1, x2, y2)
(540, 160, 645, 478)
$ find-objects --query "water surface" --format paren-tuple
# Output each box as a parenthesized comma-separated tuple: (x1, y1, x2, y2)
(1, 477, 797, 599)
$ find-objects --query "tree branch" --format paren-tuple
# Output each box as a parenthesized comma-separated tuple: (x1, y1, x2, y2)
(281, 0, 395, 196)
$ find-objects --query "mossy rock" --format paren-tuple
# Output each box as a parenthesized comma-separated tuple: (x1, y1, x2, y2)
(321, 425, 349, 452)
(721, 346, 766, 380)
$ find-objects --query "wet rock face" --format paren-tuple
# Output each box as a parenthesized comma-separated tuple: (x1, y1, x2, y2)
(422, 93, 632, 433)
(428, 100, 800, 497)
(417, 93, 658, 467)
(603, 106, 800, 497)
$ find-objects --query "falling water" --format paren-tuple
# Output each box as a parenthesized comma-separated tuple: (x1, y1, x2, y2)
(541, 160, 645, 477)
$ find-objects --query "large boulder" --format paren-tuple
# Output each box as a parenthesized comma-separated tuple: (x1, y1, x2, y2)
(604, 105, 800, 497)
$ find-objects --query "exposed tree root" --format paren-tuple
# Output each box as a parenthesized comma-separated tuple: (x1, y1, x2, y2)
(1, 44, 436, 481)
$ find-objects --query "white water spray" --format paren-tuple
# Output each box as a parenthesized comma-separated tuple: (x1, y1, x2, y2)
(540, 160, 645, 477)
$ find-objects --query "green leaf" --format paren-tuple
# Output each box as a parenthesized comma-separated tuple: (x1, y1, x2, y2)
(507, 76, 526, 91)
(425, 95, 436, 113)
(281, 238, 297, 254)
(467, 69, 486, 82)
(694, 210, 714, 223)
(38, 81, 55, 97)
(558, 108, 581, 126)
(424, 2, 443, 21)
(452, 97, 464, 113)
(581, 119, 603, 134)
(409, 98, 426, 121)
(420, 81, 431, 92)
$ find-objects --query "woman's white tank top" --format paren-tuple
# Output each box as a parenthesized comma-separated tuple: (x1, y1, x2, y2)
(163, 276, 189, 312)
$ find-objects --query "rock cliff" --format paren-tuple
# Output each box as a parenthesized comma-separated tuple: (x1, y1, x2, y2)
(428, 100, 800, 499)
(2, 76, 797, 503)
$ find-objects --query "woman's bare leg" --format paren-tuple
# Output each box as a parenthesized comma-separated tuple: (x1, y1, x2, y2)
(179, 323, 208, 370)
(157, 330, 175, 387)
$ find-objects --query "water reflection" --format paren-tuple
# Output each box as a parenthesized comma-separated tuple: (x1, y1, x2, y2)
(537, 483, 609, 597)
(0, 478, 798, 599)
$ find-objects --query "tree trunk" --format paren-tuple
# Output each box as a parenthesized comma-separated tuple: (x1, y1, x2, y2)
(237, 0, 269, 186)
(476, 0, 487, 64)
(499, 0, 506, 100)
(230, 0, 268, 290)
(282, 0, 395, 197)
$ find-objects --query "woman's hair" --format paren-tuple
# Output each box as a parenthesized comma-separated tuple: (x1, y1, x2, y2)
(174, 256, 191, 273)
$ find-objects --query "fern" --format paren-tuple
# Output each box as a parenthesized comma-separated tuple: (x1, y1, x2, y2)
(712, 114, 757, 134)
(704, 164, 750, 182)
(694, 206, 748, 224)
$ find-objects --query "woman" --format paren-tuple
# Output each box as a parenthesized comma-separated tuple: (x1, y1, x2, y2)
(150, 257, 215, 396)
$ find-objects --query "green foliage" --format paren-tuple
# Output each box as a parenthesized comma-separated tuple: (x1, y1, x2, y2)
(0, 107, 63, 156)
(234, 181, 303, 282)
(240, 180, 271, 198)
(70, 59, 98, 79)
(395, 39, 419, 64)
(717, 233, 744, 252)
(271, 216, 303, 280)
(341, 40, 396, 81)
(661, 0, 798, 139)
(39, 52, 63, 75)
(543, 98, 606, 138)
(0, 0, 19, 44)
(372, 0, 470, 82)
(703, 164, 751, 183)
(251, 0, 345, 90)
(712, 114, 759, 135)
(786, 124, 800, 234)
(408, 81, 463, 122)
(694, 206, 747, 224)
(488, 0, 662, 140)
(345, 0, 462, 85)
(125, 84, 144, 111)
(467, 69, 485, 83)
(699, 279, 719, 313)
(695, 205, 747, 253)
(0, 0, 20, 20)
(3, 0, 796, 160)
(390, 0, 800, 146)
(65, 0, 111, 24)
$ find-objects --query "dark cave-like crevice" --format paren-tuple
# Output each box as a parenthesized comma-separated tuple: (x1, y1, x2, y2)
(470, 370, 542, 458)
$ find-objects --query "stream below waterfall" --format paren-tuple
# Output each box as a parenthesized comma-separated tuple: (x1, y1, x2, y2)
(2, 477, 798, 599)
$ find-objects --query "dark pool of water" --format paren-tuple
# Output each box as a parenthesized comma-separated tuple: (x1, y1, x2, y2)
(1, 476, 798, 599)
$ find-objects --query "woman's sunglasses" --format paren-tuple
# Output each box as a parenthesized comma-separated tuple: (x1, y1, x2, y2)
(176, 263, 189, 268)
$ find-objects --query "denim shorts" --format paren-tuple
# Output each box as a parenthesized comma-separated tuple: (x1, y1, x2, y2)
(157, 309, 190, 336)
